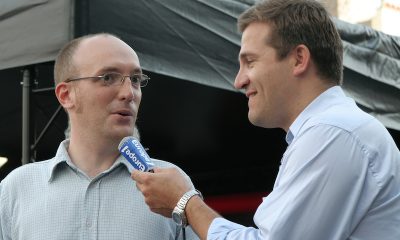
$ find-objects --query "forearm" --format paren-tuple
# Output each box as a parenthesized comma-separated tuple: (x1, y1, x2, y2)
(186, 195, 220, 240)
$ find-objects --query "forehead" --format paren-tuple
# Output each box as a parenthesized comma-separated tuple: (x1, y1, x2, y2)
(73, 35, 141, 73)
(239, 22, 272, 57)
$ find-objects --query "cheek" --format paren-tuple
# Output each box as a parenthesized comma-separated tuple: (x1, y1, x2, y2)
(256, 68, 282, 108)
(254, 68, 271, 93)
(71, 87, 84, 113)
(135, 90, 142, 105)
(136, 89, 142, 101)
(82, 89, 115, 114)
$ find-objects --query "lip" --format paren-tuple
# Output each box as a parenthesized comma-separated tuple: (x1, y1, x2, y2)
(112, 109, 134, 117)
(245, 90, 256, 98)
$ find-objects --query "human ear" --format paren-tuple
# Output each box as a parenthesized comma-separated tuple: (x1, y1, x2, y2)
(292, 44, 311, 77)
(55, 82, 74, 109)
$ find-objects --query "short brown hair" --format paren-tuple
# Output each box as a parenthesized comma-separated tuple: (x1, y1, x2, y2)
(53, 33, 120, 85)
(238, 0, 343, 85)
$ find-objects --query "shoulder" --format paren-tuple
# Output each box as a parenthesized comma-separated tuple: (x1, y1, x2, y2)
(306, 101, 393, 147)
(293, 107, 399, 187)
(300, 99, 393, 149)
(0, 159, 53, 220)
(305, 101, 374, 132)
(0, 159, 53, 196)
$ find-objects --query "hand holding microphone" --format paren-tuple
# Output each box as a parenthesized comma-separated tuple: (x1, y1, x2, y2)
(119, 136, 188, 215)
(121, 136, 205, 240)
(132, 167, 193, 218)
(119, 137, 195, 220)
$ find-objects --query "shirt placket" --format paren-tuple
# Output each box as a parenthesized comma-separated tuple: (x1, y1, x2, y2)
(83, 179, 101, 240)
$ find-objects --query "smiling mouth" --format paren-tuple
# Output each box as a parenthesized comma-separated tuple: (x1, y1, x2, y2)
(246, 91, 256, 98)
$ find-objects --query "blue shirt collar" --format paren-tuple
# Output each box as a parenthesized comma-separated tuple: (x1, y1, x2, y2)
(286, 86, 346, 144)
(48, 140, 134, 182)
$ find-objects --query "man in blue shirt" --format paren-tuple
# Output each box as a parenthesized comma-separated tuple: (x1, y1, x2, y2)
(132, 0, 400, 239)
(0, 33, 198, 240)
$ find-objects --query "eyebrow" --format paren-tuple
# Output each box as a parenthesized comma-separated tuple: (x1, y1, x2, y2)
(97, 66, 142, 75)
(238, 52, 257, 62)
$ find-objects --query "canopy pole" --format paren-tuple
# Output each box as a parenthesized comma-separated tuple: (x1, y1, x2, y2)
(21, 68, 32, 165)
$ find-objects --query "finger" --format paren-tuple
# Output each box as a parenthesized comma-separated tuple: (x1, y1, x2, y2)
(135, 180, 143, 190)
(152, 167, 162, 173)
(131, 169, 143, 182)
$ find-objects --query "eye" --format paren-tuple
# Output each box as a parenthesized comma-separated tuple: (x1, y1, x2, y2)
(102, 72, 120, 85)
(246, 60, 255, 68)
(130, 75, 141, 85)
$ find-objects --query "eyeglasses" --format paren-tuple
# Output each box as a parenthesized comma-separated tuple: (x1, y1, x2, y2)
(65, 72, 149, 87)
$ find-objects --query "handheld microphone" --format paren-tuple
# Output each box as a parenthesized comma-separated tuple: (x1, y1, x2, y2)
(118, 136, 155, 172)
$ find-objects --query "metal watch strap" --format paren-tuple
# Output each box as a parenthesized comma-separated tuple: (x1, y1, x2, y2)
(176, 189, 202, 210)
(173, 189, 203, 228)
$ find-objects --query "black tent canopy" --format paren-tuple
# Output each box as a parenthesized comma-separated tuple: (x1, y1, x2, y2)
(1, 0, 399, 129)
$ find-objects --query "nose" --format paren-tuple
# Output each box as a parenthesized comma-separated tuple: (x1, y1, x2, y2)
(234, 67, 249, 90)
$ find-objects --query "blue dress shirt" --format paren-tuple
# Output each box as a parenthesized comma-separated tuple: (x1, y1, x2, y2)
(207, 86, 400, 240)
(0, 140, 199, 240)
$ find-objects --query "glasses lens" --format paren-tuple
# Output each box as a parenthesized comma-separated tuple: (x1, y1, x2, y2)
(130, 75, 141, 87)
(130, 74, 149, 87)
(139, 74, 149, 87)
(103, 72, 122, 85)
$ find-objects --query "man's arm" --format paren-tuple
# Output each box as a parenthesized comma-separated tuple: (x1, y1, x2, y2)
(132, 167, 220, 239)
(185, 195, 219, 239)
(132, 124, 378, 240)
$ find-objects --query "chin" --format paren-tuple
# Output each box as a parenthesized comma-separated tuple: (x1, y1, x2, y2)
(120, 130, 134, 139)
(248, 111, 269, 128)
(109, 129, 134, 141)
(248, 112, 260, 127)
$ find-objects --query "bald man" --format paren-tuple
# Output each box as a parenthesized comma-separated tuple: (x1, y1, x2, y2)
(0, 33, 198, 240)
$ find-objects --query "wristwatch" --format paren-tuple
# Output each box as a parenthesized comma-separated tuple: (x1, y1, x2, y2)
(172, 189, 203, 227)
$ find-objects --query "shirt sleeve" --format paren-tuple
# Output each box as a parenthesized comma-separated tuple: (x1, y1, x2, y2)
(207, 125, 378, 240)
(208, 217, 261, 240)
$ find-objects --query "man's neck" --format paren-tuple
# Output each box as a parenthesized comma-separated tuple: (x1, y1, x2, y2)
(283, 79, 336, 132)
(67, 134, 120, 178)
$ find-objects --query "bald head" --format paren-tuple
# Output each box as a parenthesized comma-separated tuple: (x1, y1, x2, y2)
(54, 33, 139, 85)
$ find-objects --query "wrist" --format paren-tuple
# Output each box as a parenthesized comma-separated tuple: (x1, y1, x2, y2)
(171, 189, 203, 227)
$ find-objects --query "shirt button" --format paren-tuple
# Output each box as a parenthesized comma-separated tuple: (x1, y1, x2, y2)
(86, 220, 92, 228)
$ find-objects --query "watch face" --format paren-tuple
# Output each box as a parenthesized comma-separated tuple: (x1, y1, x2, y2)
(172, 211, 183, 225)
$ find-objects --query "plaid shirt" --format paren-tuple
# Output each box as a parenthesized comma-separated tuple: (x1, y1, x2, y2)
(0, 140, 198, 240)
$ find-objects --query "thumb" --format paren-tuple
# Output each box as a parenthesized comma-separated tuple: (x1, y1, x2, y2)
(131, 169, 143, 182)
(151, 167, 162, 173)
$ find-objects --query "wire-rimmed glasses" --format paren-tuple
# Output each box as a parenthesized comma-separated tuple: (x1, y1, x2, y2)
(65, 72, 149, 87)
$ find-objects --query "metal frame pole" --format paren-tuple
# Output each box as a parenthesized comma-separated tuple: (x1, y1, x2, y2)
(21, 68, 32, 165)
